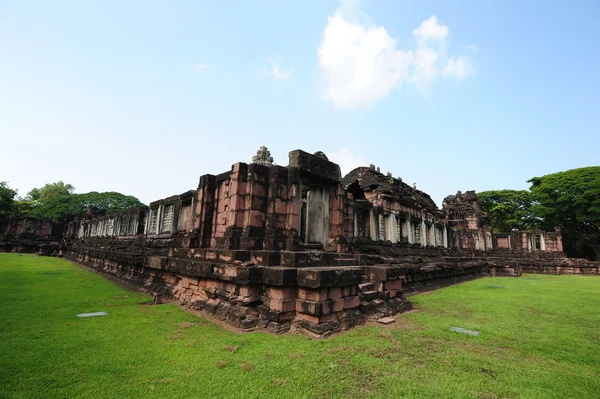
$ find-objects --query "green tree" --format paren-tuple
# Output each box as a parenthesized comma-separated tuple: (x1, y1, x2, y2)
(0, 182, 18, 231)
(77, 192, 145, 215)
(477, 190, 537, 233)
(529, 166, 600, 259)
(26, 181, 75, 204)
(18, 181, 145, 222)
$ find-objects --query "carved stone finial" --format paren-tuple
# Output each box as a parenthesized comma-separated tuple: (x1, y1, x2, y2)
(252, 145, 274, 166)
(313, 151, 328, 161)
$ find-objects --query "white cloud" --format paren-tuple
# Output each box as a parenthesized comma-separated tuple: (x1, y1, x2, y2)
(263, 58, 293, 80)
(194, 63, 208, 70)
(317, 4, 473, 108)
(329, 148, 367, 176)
(412, 15, 448, 43)
(318, 11, 413, 108)
(443, 56, 472, 80)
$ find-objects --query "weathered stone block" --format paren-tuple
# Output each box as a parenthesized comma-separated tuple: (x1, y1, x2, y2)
(297, 267, 362, 288)
(383, 279, 402, 291)
(262, 267, 297, 286)
(343, 296, 360, 310)
(267, 321, 291, 334)
(264, 298, 296, 313)
(265, 286, 297, 300)
(296, 299, 335, 316)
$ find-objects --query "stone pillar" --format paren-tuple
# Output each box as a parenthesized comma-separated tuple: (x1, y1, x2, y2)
(540, 233, 546, 251)
(196, 174, 216, 248)
(407, 216, 414, 244)
(369, 209, 377, 240)
(443, 226, 448, 248)
(378, 214, 385, 241)
(420, 220, 427, 246)
(386, 214, 398, 243)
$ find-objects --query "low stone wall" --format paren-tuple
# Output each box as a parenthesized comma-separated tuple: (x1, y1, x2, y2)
(519, 258, 600, 275)
(0, 236, 62, 255)
(65, 247, 414, 337)
(63, 242, 520, 337)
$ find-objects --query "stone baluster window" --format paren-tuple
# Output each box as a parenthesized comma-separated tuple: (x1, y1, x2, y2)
(413, 223, 421, 244)
(161, 204, 174, 233)
(119, 216, 128, 235)
(149, 208, 158, 233)
(107, 219, 114, 236)
(128, 216, 136, 235)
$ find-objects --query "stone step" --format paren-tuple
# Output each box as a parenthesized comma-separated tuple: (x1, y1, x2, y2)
(360, 290, 379, 301)
(301, 242, 323, 250)
(334, 258, 358, 266)
(358, 282, 375, 292)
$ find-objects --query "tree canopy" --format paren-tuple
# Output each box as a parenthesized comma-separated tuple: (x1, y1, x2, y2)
(528, 167, 600, 259)
(0, 182, 18, 231)
(477, 190, 537, 233)
(26, 181, 75, 204)
(478, 167, 600, 259)
(1, 181, 145, 223)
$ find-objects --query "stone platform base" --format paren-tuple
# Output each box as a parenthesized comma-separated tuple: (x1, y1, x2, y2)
(62, 246, 518, 337)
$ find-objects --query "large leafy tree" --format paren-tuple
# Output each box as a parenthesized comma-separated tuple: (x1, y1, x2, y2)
(26, 181, 75, 204)
(477, 190, 537, 233)
(77, 192, 145, 215)
(529, 167, 600, 259)
(0, 182, 18, 231)
(17, 181, 145, 222)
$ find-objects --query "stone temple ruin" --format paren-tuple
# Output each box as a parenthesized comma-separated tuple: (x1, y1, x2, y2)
(2, 149, 597, 337)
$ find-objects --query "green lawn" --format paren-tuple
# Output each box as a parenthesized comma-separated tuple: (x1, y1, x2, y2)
(1, 254, 599, 398)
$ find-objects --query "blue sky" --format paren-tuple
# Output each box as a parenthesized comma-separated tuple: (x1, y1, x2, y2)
(1, 0, 599, 206)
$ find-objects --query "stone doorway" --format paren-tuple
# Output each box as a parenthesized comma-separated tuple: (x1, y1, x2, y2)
(300, 186, 330, 247)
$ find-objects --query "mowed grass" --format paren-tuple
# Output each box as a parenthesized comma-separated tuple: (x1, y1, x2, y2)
(1, 255, 599, 399)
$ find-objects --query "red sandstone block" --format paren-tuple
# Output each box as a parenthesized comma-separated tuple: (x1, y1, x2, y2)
(248, 210, 265, 228)
(265, 298, 296, 312)
(251, 182, 267, 197)
(296, 312, 320, 324)
(296, 299, 334, 315)
(329, 287, 343, 300)
(288, 214, 300, 230)
(333, 298, 345, 312)
(232, 210, 245, 227)
(383, 279, 402, 291)
(275, 214, 287, 229)
(298, 288, 325, 302)
(279, 184, 288, 200)
(224, 282, 237, 293)
(238, 285, 261, 297)
(295, 313, 336, 324)
(205, 279, 217, 289)
(342, 285, 359, 297)
(229, 194, 245, 210)
(274, 199, 285, 214)
(343, 296, 360, 310)
(266, 287, 297, 300)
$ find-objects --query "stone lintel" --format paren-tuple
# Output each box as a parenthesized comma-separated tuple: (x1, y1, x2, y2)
(288, 150, 342, 182)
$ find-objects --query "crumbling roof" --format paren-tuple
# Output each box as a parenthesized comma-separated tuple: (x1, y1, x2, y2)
(442, 190, 488, 223)
(341, 167, 440, 214)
